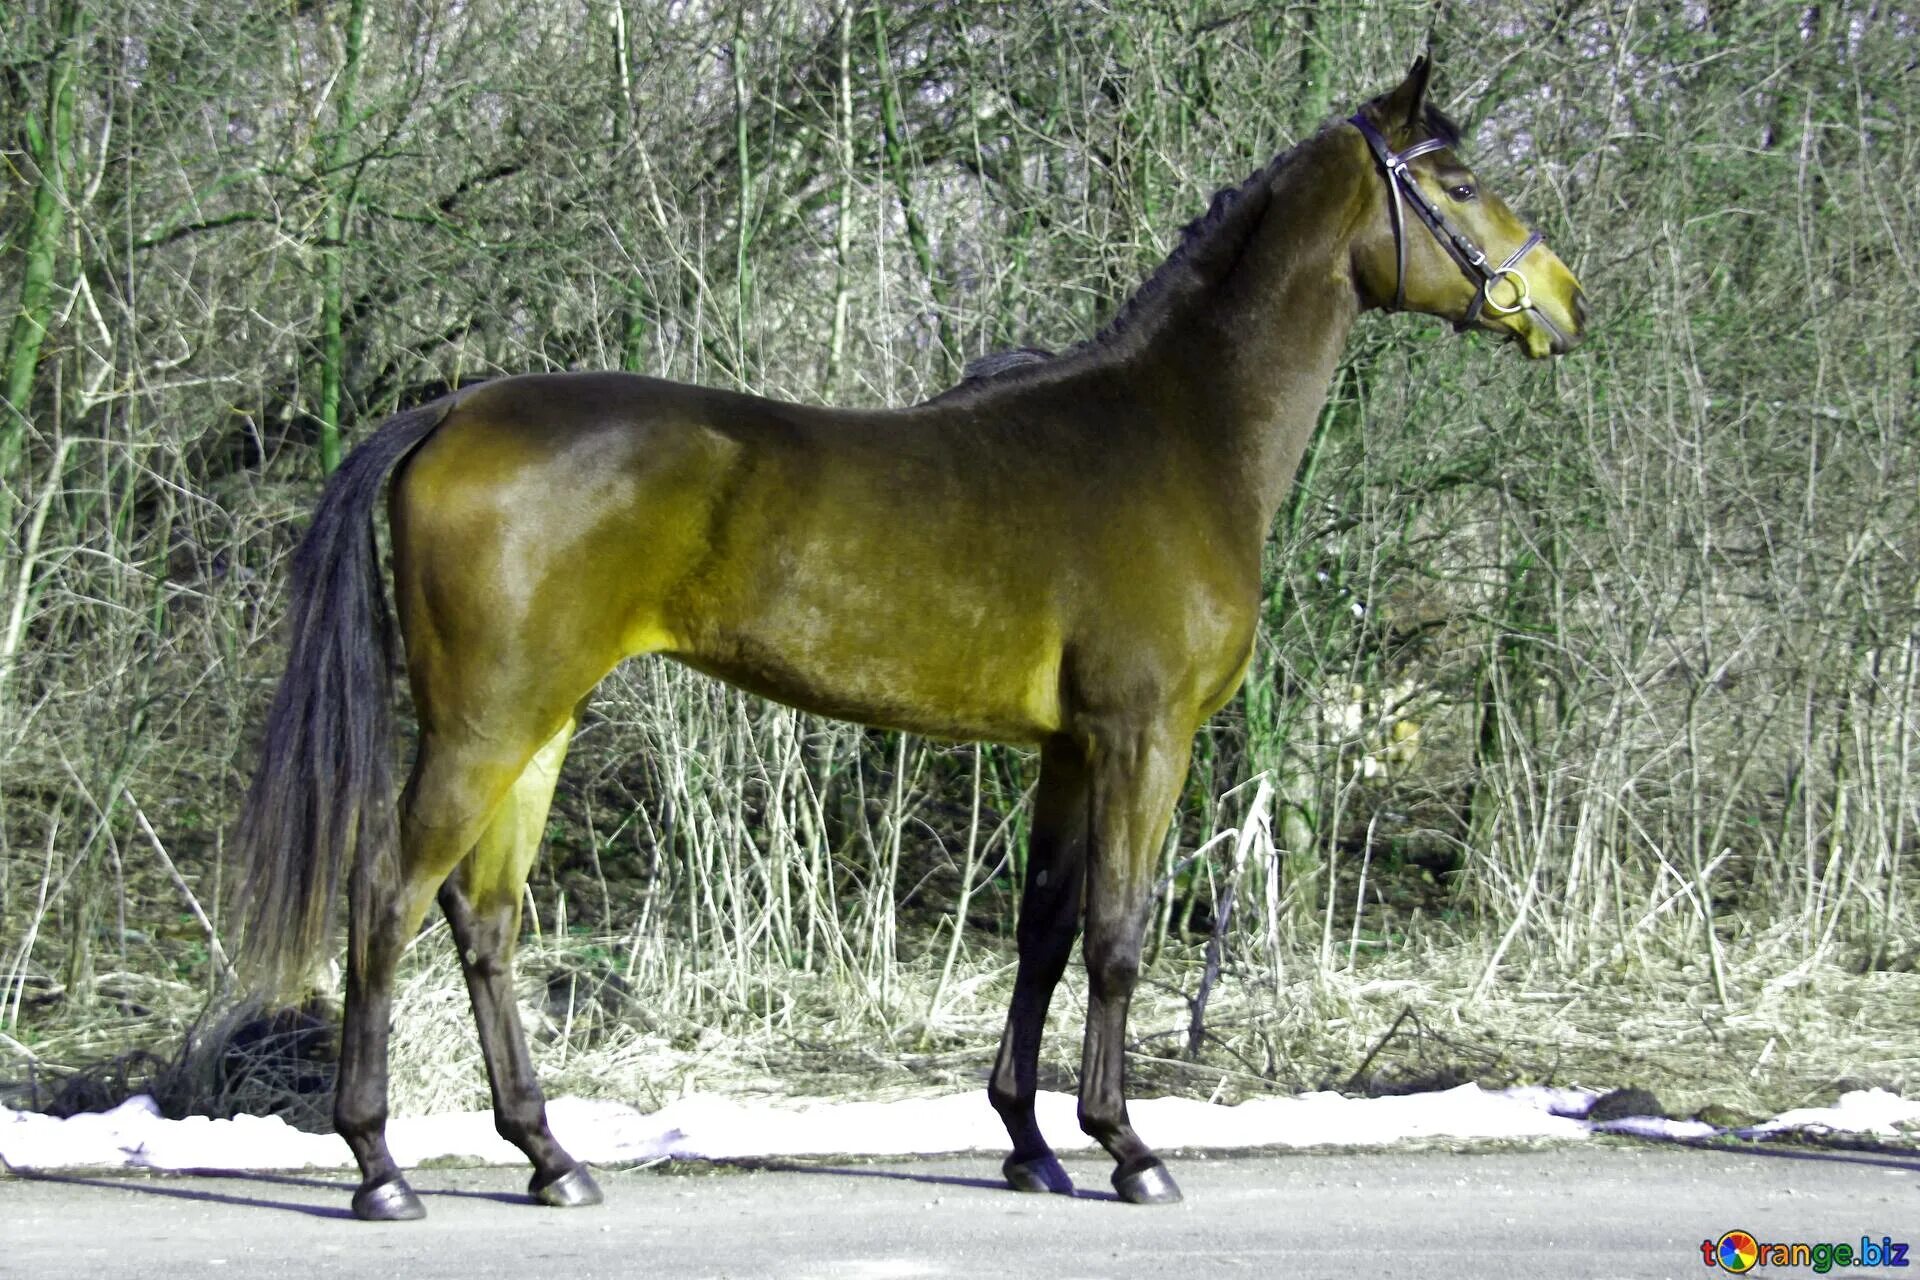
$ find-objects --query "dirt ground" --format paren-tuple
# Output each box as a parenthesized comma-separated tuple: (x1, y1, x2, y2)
(5, 1141, 1916, 1279)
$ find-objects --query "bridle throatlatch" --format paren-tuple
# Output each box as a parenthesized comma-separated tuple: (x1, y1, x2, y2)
(1349, 112, 1546, 331)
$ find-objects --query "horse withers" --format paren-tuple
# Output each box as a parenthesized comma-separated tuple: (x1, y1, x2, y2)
(231, 57, 1585, 1221)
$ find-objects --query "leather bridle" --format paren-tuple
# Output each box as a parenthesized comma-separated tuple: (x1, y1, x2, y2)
(1350, 112, 1552, 336)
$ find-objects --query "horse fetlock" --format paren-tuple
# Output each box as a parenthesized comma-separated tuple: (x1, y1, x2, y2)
(333, 1100, 389, 1143)
(1075, 1098, 1130, 1143)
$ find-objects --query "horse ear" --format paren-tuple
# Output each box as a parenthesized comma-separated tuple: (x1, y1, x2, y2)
(1403, 55, 1434, 126)
(1366, 55, 1433, 136)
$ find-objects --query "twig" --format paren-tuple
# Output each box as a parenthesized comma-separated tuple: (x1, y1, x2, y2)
(0, 1027, 39, 1061)
(1344, 1004, 1418, 1093)
(122, 788, 232, 981)
(0, 436, 74, 718)
(1152, 827, 1237, 900)
(1185, 775, 1273, 1058)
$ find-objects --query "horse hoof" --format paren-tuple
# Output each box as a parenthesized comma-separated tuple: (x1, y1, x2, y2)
(531, 1164, 604, 1208)
(1112, 1157, 1182, 1205)
(1003, 1153, 1074, 1195)
(352, 1176, 426, 1221)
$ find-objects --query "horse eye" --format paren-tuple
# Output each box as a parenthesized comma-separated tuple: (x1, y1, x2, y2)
(1450, 183, 1477, 202)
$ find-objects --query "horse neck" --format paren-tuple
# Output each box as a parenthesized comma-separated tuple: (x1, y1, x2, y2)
(1128, 131, 1368, 528)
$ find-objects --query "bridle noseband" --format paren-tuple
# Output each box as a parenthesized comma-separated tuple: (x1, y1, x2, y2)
(1349, 112, 1544, 331)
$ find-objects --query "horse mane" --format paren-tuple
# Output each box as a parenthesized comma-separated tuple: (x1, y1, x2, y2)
(962, 346, 1055, 380)
(941, 102, 1463, 399)
(1090, 152, 1288, 347)
(930, 136, 1299, 403)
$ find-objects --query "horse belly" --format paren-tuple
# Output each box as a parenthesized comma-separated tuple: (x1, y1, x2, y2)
(669, 590, 1065, 744)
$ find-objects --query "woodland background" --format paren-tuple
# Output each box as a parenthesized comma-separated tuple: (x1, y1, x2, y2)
(1, 0, 1915, 1121)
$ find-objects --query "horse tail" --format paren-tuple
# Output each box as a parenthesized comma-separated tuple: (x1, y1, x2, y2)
(231, 400, 452, 1001)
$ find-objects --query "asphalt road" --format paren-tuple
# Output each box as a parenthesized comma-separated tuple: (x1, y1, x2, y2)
(4, 1142, 1915, 1279)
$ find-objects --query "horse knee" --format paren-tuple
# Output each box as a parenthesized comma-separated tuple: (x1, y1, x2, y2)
(1084, 942, 1141, 998)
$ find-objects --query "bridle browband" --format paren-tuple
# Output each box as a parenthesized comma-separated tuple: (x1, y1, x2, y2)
(1349, 111, 1546, 333)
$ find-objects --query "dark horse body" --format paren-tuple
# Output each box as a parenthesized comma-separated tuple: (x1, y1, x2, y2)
(233, 61, 1586, 1219)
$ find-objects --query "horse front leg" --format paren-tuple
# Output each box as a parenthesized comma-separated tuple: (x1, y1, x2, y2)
(1077, 720, 1190, 1205)
(988, 737, 1091, 1194)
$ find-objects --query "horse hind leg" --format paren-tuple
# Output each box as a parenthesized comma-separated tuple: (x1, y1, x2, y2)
(336, 712, 581, 1220)
(336, 858, 432, 1221)
(437, 716, 601, 1208)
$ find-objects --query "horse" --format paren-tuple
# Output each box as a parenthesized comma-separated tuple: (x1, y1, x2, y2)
(230, 57, 1586, 1221)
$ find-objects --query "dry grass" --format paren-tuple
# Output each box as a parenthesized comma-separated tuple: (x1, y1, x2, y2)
(7, 906, 1913, 1131)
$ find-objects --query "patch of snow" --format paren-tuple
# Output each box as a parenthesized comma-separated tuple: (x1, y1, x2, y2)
(0, 1095, 345, 1173)
(1, 1085, 1911, 1176)
(1747, 1088, 1920, 1138)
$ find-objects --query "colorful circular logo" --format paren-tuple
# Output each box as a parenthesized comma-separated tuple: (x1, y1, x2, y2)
(1715, 1230, 1760, 1273)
